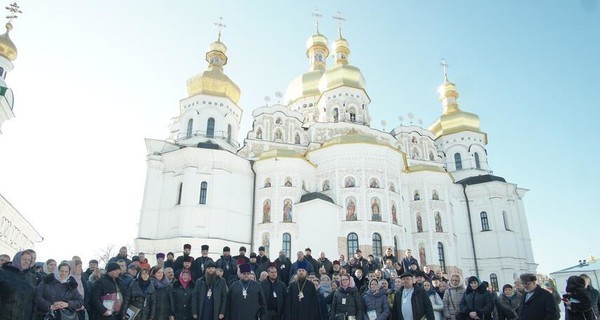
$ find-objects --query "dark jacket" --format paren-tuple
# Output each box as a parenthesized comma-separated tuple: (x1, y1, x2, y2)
(586, 285, 600, 318)
(215, 256, 238, 286)
(151, 277, 171, 320)
(191, 276, 228, 320)
(260, 278, 286, 318)
(495, 292, 521, 320)
(169, 280, 194, 320)
(36, 274, 83, 318)
(330, 286, 363, 319)
(122, 279, 156, 320)
(362, 288, 390, 320)
(517, 285, 559, 320)
(318, 258, 334, 275)
(90, 274, 126, 320)
(305, 254, 321, 274)
(193, 256, 214, 281)
(459, 282, 494, 319)
(391, 285, 435, 320)
(274, 257, 292, 286)
(565, 276, 596, 320)
(0, 263, 37, 320)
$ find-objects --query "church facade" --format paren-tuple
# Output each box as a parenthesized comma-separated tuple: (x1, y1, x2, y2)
(135, 27, 536, 288)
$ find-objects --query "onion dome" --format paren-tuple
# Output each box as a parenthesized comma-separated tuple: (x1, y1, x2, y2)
(0, 23, 17, 61)
(186, 34, 241, 104)
(318, 28, 366, 92)
(429, 77, 481, 138)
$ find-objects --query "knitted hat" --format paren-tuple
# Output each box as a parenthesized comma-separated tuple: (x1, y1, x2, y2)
(258, 246, 265, 252)
(250, 252, 257, 258)
(239, 246, 247, 252)
(106, 262, 120, 273)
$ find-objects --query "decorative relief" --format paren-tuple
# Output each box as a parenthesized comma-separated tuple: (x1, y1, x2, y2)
(409, 201, 425, 213)
(429, 200, 446, 211)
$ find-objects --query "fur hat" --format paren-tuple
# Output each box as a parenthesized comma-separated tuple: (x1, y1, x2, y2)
(519, 273, 536, 283)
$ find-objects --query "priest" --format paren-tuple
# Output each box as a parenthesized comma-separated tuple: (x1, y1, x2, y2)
(285, 261, 321, 320)
(227, 263, 266, 320)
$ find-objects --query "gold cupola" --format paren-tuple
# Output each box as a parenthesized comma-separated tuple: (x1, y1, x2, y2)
(186, 32, 241, 104)
(0, 23, 17, 61)
(284, 27, 330, 104)
(319, 27, 366, 92)
(429, 73, 481, 138)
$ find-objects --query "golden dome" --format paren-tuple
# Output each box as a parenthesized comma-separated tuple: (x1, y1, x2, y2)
(185, 39, 241, 104)
(305, 33, 329, 58)
(319, 32, 366, 92)
(429, 79, 481, 137)
(0, 23, 17, 61)
(284, 32, 329, 104)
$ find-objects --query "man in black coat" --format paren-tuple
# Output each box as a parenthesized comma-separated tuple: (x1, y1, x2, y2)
(274, 250, 291, 287)
(227, 263, 266, 320)
(285, 261, 320, 320)
(391, 272, 434, 320)
(194, 244, 215, 281)
(174, 244, 194, 272)
(90, 262, 126, 320)
(260, 263, 286, 320)
(191, 261, 227, 320)
(215, 246, 238, 286)
(517, 273, 559, 320)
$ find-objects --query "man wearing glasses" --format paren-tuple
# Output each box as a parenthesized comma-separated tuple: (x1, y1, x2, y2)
(517, 273, 559, 320)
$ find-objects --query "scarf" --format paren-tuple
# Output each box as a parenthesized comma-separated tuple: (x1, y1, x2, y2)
(151, 275, 170, 289)
(179, 270, 191, 289)
(319, 282, 332, 296)
(12, 251, 35, 272)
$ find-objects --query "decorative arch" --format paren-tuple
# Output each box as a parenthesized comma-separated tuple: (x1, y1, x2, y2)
(256, 128, 263, 139)
(418, 243, 427, 266)
(274, 129, 283, 141)
(284, 177, 293, 187)
(414, 190, 421, 201)
(346, 197, 357, 221)
(262, 200, 271, 223)
(369, 178, 380, 188)
(322, 180, 331, 191)
(416, 213, 423, 232)
(391, 202, 398, 225)
(345, 176, 356, 188)
(283, 199, 293, 222)
(371, 198, 381, 221)
(294, 133, 301, 145)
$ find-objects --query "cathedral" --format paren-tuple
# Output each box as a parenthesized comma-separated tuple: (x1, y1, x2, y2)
(135, 24, 536, 288)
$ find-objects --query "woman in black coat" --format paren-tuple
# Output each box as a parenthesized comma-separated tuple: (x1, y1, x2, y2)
(150, 266, 171, 320)
(122, 268, 156, 320)
(35, 261, 83, 320)
(564, 276, 596, 320)
(0, 250, 38, 320)
(458, 276, 494, 320)
(169, 269, 194, 320)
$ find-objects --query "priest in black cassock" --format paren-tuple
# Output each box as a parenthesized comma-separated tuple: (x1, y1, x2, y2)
(227, 263, 267, 320)
(285, 261, 321, 320)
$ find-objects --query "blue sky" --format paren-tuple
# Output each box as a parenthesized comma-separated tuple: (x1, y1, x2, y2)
(0, 1, 598, 274)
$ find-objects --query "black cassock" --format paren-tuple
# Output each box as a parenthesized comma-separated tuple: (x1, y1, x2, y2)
(285, 279, 321, 320)
(227, 280, 266, 320)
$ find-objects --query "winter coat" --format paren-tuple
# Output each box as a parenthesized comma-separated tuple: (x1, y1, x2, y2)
(169, 280, 194, 320)
(427, 291, 444, 320)
(586, 286, 600, 318)
(274, 257, 292, 286)
(90, 274, 126, 320)
(565, 276, 596, 320)
(330, 286, 363, 319)
(260, 278, 286, 318)
(151, 277, 171, 320)
(214, 256, 238, 286)
(495, 292, 521, 320)
(36, 274, 83, 319)
(362, 288, 390, 320)
(191, 276, 228, 320)
(122, 280, 156, 320)
(443, 278, 465, 320)
(517, 285, 559, 320)
(0, 263, 37, 320)
(391, 285, 435, 320)
(318, 258, 334, 275)
(458, 282, 494, 320)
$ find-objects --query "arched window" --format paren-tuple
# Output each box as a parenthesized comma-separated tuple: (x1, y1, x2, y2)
(394, 236, 399, 258)
(503, 211, 511, 231)
(176, 182, 183, 205)
(227, 124, 232, 143)
(207, 118, 215, 138)
(369, 178, 379, 188)
(481, 212, 490, 231)
(284, 177, 292, 187)
(186, 119, 193, 139)
(322, 180, 330, 191)
(295, 133, 301, 145)
(349, 109, 356, 122)
(372, 233, 383, 258)
(199, 181, 207, 204)
(333, 108, 339, 122)
(347, 233, 359, 258)
(346, 198, 357, 221)
(283, 199, 293, 222)
(274, 129, 282, 140)
(264, 178, 271, 188)
(345, 177, 356, 188)
(282, 233, 291, 258)
(414, 191, 420, 201)
(256, 128, 263, 139)
(490, 273, 499, 292)
(435, 212, 443, 232)
(391, 203, 398, 224)
(437, 242, 446, 273)
(416, 214, 423, 232)
(371, 198, 381, 221)
(262, 200, 271, 223)
(474, 152, 481, 169)
(454, 153, 463, 170)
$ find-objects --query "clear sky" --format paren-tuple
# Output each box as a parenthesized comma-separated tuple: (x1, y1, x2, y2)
(0, 1, 598, 274)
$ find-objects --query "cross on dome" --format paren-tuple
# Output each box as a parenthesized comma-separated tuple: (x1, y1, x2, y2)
(214, 16, 226, 41)
(333, 10, 346, 37)
(311, 8, 322, 33)
(440, 58, 449, 82)
(5, 3, 22, 23)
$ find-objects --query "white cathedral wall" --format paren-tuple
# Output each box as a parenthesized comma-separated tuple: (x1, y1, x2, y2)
(295, 200, 341, 259)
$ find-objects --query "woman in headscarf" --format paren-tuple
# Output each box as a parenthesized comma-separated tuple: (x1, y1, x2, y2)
(122, 268, 156, 320)
(424, 280, 444, 320)
(443, 274, 465, 320)
(35, 261, 83, 320)
(150, 266, 171, 319)
(69, 259, 90, 320)
(362, 278, 390, 320)
(564, 275, 596, 320)
(169, 269, 194, 320)
(36, 259, 57, 285)
(0, 250, 38, 320)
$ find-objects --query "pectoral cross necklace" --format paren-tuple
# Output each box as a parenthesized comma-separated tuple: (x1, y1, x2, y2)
(297, 280, 307, 301)
(241, 282, 250, 299)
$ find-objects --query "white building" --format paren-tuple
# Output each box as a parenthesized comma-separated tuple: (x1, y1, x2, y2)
(135, 26, 537, 288)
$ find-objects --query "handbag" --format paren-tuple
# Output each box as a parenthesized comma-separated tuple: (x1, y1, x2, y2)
(59, 308, 79, 320)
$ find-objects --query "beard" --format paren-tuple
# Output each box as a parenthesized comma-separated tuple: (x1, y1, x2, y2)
(297, 274, 307, 282)
(205, 272, 217, 286)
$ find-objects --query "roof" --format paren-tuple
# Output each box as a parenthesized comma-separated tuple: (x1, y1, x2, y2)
(456, 174, 506, 185)
(299, 192, 334, 204)
(551, 258, 600, 274)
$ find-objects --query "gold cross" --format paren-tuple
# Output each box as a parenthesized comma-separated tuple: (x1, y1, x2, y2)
(440, 58, 449, 81)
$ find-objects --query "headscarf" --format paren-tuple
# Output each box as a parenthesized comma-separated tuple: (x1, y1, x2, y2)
(179, 269, 192, 289)
(43, 259, 57, 274)
(449, 274, 464, 289)
(319, 276, 332, 296)
(67, 260, 85, 297)
(12, 250, 35, 272)
(53, 262, 72, 284)
(423, 281, 437, 296)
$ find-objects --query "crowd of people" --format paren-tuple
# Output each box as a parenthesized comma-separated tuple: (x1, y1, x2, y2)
(0, 244, 599, 320)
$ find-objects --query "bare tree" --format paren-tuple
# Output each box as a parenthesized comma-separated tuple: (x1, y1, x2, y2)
(95, 244, 116, 268)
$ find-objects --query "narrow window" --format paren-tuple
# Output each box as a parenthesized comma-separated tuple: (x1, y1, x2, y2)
(416, 214, 423, 232)
(207, 118, 215, 138)
(437, 242, 446, 274)
(474, 152, 481, 169)
(282, 233, 291, 258)
(176, 182, 183, 205)
(435, 212, 443, 232)
(394, 236, 399, 258)
(199, 182, 207, 204)
(347, 233, 359, 258)
(227, 124, 232, 143)
(481, 211, 490, 231)
(490, 273, 499, 292)
(333, 108, 339, 122)
(372, 233, 383, 258)
(503, 211, 510, 231)
(186, 119, 193, 139)
(454, 153, 463, 170)
(349, 109, 356, 122)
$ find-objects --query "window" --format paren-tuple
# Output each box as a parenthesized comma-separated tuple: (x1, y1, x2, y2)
(349, 110, 356, 122)
(264, 178, 271, 188)
(372, 233, 383, 258)
(437, 242, 446, 273)
(490, 273, 499, 292)
(227, 124, 232, 143)
(454, 153, 463, 170)
(414, 191, 420, 201)
(282, 233, 291, 258)
(481, 212, 490, 231)
(322, 180, 330, 191)
(207, 118, 215, 138)
(435, 212, 443, 232)
(256, 128, 263, 139)
(394, 236, 399, 258)
(474, 152, 481, 169)
(347, 233, 359, 258)
(199, 182, 207, 204)
(503, 211, 511, 231)
(333, 108, 339, 122)
(176, 182, 183, 205)
(416, 214, 423, 232)
(186, 119, 193, 139)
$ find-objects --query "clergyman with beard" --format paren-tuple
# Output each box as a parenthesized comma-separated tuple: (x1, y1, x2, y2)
(274, 250, 291, 286)
(285, 261, 320, 320)
(260, 263, 286, 320)
(227, 263, 266, 320)
(192, 261, 227, 320)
